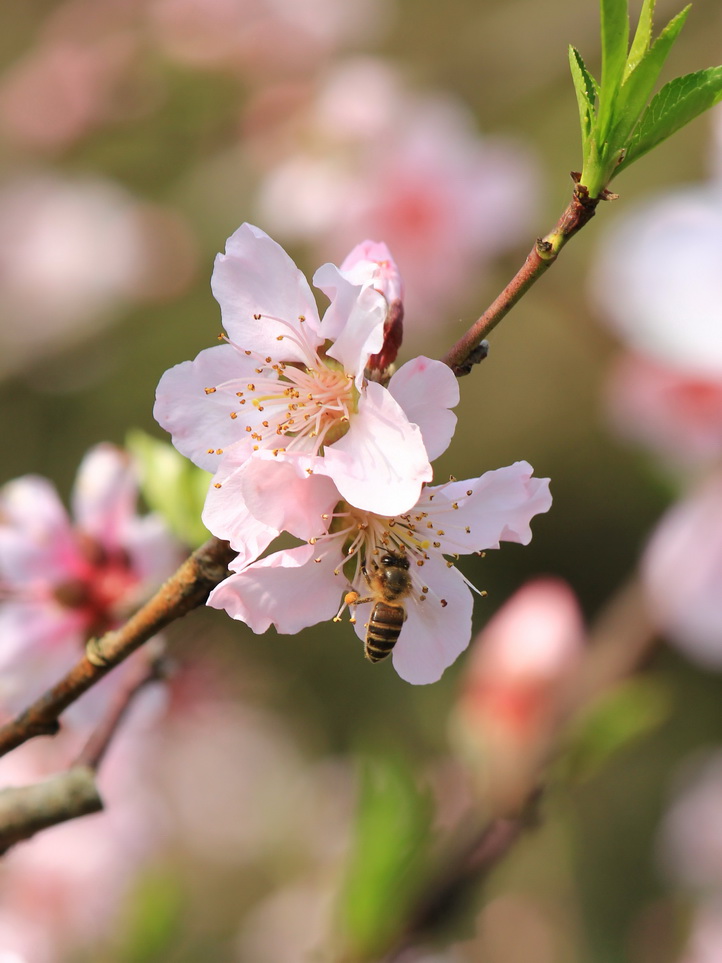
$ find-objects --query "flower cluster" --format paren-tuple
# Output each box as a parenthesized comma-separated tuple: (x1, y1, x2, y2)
(155, 224, 552, 683)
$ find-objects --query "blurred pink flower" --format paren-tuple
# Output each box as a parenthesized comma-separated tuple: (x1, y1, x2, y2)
(452, 578, 583, 810)
(0, 36, 137, 151)
(0, 443, 181, 709)
(252, 58, 539, 327)
(0, 689, 165, 963)
(207, 460, 552, 685)
(660, 751, 722, 892)
(642, 475, 722, 668)
(677, 902, 722, 963)
(149, 0, 387, 78)
(155, 223, 459, 524)
(590, 183, 722, 377)
(605, 353, 722, 468)
(0, 174, 197, 377)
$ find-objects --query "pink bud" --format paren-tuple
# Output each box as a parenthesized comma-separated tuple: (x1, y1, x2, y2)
(453, 578, 585, 813)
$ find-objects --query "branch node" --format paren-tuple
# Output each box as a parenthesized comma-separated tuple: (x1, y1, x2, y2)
(454, 340, 490, 377)
(85, 636, 113, 668)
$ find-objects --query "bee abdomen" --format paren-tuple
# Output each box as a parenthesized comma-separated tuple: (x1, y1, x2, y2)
(365, 602, 405, 663)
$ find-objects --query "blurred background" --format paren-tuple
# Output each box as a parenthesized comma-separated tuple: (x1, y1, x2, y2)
(1, 0, 722, 960)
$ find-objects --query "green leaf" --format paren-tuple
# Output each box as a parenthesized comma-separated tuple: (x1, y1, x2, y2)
(625, 0, 656, 79)
(557, 677, 671, 785)
(617, 65, 722, 172)
(611, 5, 691, 147)
(598, 0, 630, 136)
(338, 756, 434, 959)
(569, 45, 598, 151)
(126, 429, 211, 549)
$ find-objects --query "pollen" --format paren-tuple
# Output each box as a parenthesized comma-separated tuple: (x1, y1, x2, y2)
(216, 448, 223, 454)
(204, 387, 216, 394)
(214, 482, 222, 489)
(466, 490, 473, 496)
(452, 502, 459, 510)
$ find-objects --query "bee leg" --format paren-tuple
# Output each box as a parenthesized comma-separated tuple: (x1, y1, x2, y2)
(333, 591, 372, 624)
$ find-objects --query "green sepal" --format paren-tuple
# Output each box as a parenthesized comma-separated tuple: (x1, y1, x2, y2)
(616, 65, 722, 173)
(125, 429, 211, 549)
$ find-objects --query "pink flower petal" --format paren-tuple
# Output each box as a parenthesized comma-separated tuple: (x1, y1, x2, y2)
(239, 453, 340, 540)
(71, 443, 136, 549)
(387, 356, 459, 460)
(153, 343, 256, 472)
(211, 223, 323, 362)
(418, 462, 552, 555)
(643, 475, 722, 667)
(0, 476, 76, 584)
(202, 453, 279, 562)
(320, 381, 431, 515)
(207, 542, 343, 633)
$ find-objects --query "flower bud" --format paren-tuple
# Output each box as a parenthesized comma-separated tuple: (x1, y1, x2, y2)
(452, 578, 584, 814)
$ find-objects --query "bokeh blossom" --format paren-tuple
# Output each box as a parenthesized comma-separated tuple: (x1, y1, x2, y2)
(251, 58, 538, 328)
(149, 0, 388, 78)
(605, 353, 722, 470)
(642, 474, 722, 669)
(591, 153, 722, 468)
(0, 174, 197, 378)
(452, 578, 584, 811)
(207, 459, 552, 685)
(0, 683, 166, 963)
(0, 443, 181, 709)
(155, 223, 459, 534)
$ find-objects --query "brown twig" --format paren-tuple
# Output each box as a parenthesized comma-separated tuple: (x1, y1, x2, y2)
(0, 768, 103, 855)
(0, 536, 236, 759)
(442, 178, 602, 376)
(0, 642, 171, 854)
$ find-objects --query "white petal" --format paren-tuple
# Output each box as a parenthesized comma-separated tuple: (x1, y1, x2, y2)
(154, 343, 257, 472)
(387, 356, 459, 460)
(322, 382, 432, 516)
(207, 541, 344, 634)
(211, 223, 323, 362)
(325, 283, 387, 382)
(313, 261, 363, 341)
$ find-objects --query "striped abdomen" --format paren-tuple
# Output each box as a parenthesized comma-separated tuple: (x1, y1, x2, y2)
(365, 602, 406, 663)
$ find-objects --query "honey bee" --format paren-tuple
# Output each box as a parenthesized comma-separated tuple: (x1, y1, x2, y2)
(346, 552, 412, 663)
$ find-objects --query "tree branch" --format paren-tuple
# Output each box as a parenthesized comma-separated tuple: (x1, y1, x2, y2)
(0, 536, 236, 759)
(442, 177, 603, 376)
